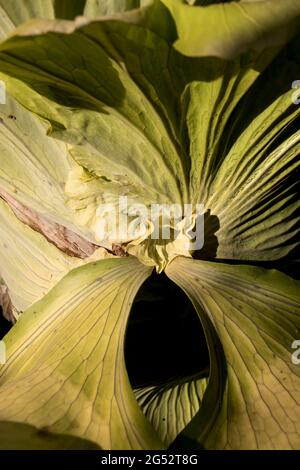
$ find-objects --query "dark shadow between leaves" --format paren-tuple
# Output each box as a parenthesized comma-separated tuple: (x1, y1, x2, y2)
(193, 209, 220, 260)
(125, 272, 210, 388)
(169, 312, 227, 451)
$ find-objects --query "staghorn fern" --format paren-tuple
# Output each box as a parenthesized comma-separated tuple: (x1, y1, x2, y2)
(0, 0, 299, 450)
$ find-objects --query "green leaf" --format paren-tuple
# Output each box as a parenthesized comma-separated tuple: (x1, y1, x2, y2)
(202, 36, 300, 261)
(188, 1, 235, 4)
(0, 18, 189, 228)
(0, 92, 103, 249)
(135, 373, 208, 446)
(55, 0, 147, 20)
(71, 5, 300, 267)
(0, 95, 71, 225)
(0, 421, 100, 450)
(0, 2, 163, 248)
(54, 0, 86, 19)
(0, 1, 101, 247)
(0, 0, 55, 39)
(0, 197, 87, 314)
(178, 30, 300, 261)
(166, 256, 300, 449)
(209, 133, 300, 261)
(0, 257, 163, 450)
(0, 2, 299, 266)
(161, 0, 300, 58)
(0, 0, 143, 38)
(0, 16, 192, 266)
(83, 0, 144, 16)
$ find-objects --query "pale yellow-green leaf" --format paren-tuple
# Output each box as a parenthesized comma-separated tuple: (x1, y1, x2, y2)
(0, 91, 101, 249)
(0, 0, 55, 39)
(166, 257, 300, 449)
(83, 0, 145, 17)
(0, 257, 162, 450)
(209, 131, 300, 261)
(0, 18, 189, 214)
(0, 1, 299, 265)
(161, 0, 300, 58)
(0, 94, 75, 228)
(183, 32, 300, 261)
(0, 197, 111, 315)
(0, 421, 100, 450)
(135, 373, 208, 446)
